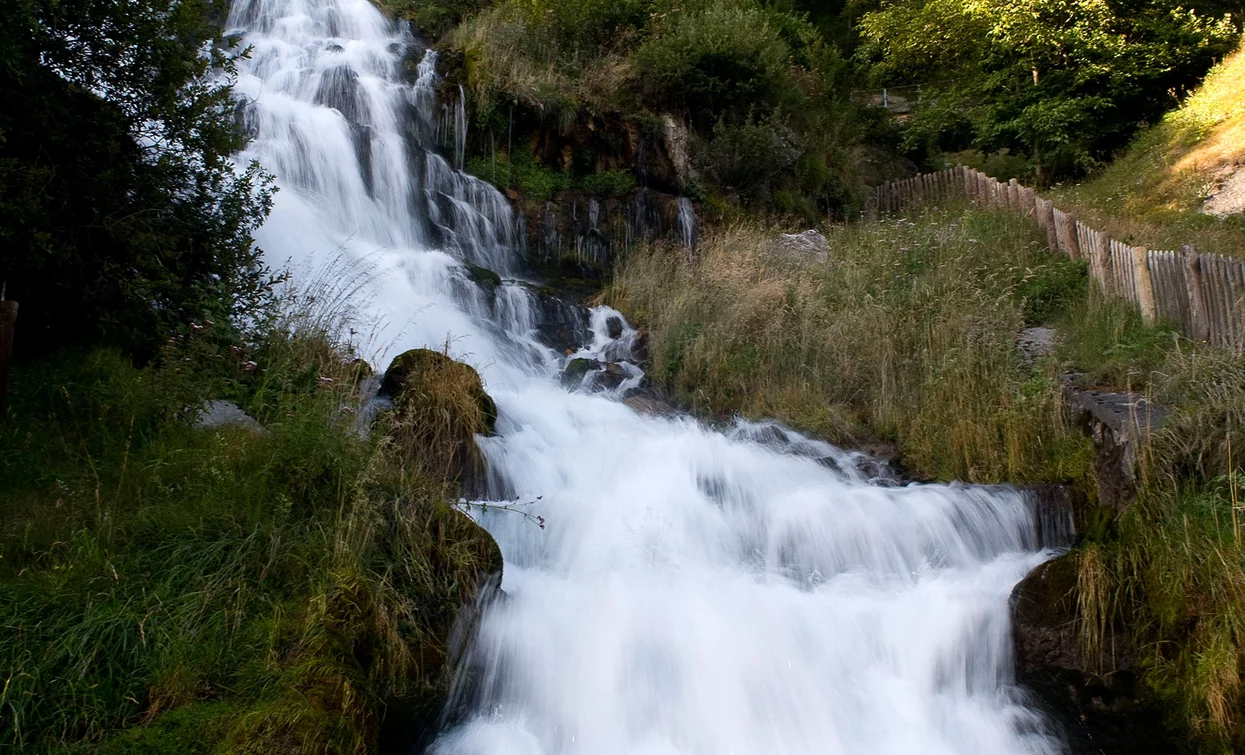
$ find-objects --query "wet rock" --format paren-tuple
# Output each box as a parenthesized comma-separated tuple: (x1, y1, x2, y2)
(1012, 555, 1177, 755)
(465, 262, 502, 289)
(522, 286, 593, 354)
(605, 314, 625, 340)
(562, 357, 601, 386)
(597, 361, 631, 391)
(195, 400, 263, 433)
(623, 395, 672, 417)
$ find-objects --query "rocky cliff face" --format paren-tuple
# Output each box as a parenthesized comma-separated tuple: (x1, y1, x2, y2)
(522, 189, 693, 279)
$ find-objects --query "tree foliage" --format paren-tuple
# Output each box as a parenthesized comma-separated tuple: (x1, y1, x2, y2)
(858, 0, 1239, 179)
(0, 0, 275, 356)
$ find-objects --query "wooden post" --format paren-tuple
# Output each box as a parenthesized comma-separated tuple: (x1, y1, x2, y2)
(1008, 178, 1020, 210)
(1063, 213, 1081, 260)
(1093, 230, 1112, 294)
(1133, 246, 1158, 325)
(1182, 245, 1210, 342)
(1041, 201, 1058, 251)
(0, 298, 16, 423)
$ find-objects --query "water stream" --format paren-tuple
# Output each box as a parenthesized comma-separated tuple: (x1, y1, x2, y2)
(227, 0, 1067, 752)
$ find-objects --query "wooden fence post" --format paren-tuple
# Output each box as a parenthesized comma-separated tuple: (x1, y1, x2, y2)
(1063, 213, 1081, 260)
(1182, 245, 1210, 342)
(1133, 246, 1157, 325)
(1092, 230, 1112, 294)
(1041, 201, 1058, 251)
(0, 297, 17, 423)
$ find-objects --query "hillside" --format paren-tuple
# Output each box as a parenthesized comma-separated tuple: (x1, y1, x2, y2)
(1052, 43, 1245, 257)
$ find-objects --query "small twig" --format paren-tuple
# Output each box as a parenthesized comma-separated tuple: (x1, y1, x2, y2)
(456, 496, 546, 529)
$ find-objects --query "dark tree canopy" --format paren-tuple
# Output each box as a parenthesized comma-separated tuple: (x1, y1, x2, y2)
(0, 0, 274, 356)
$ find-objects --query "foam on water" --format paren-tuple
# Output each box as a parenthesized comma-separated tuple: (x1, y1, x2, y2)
(226, 0, 1065, 752)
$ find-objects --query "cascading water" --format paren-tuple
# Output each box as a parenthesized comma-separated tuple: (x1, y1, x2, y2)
(226, 0, 1070, 752)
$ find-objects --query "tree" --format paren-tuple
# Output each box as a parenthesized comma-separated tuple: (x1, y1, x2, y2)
(0, 0, 274, 356)
(858, 0, 1239, 180)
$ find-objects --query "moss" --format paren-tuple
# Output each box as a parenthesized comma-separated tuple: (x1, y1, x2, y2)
(464, 262, 503, 289)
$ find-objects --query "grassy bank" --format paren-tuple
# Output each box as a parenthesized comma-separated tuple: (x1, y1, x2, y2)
(1049, 44, 1245, 259)
(1061, 295, 1245, 750)
(610, 203, 1092, 484)
(0, 300, 499, 752)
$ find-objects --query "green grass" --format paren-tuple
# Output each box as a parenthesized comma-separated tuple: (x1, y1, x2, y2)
(0, 308, 499, 751)
(610, 202, 1093, 484)
(1049, 43, 1245, 259)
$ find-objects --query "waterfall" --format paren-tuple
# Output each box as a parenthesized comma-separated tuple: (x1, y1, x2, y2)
(226, 0, 1067, 753)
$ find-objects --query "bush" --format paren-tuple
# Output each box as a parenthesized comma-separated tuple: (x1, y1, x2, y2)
(580, 169, 637, 196)
(632, 0, 796, 127)
(0, 0, 275, 357)
(694, 113, 800, 200)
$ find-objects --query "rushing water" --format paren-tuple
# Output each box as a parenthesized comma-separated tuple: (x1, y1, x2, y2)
(227, 0, 1068, 753)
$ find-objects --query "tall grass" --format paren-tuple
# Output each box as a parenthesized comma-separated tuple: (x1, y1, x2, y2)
(610, 203, 1092, 484)
(0, 280, 499, 751)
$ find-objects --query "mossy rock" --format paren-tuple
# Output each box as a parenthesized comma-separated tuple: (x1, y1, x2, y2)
(562, 357, 600, 385)
(382, 349, 497, 433)
(464, 262, 502, 289)
(381, 350, 498, 488)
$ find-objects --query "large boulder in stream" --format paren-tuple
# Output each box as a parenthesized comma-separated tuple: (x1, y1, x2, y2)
(380, 349, 498, 491)
(1011, 553, 1176, 755)
(374, 349, 506, 752)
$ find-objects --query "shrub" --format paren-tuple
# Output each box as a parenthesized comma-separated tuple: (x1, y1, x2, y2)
(631, 0, 796, 127)
(580, 169, 637, 196)
(694, 113, 801, 200)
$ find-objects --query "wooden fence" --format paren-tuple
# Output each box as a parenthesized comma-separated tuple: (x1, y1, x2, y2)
(868, 166, 1245, 352)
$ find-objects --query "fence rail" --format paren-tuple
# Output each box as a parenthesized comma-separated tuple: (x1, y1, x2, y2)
(868, 166, 1245, 353)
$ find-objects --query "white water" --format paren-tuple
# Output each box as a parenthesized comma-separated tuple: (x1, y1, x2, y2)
(226, 1, 1066, 753)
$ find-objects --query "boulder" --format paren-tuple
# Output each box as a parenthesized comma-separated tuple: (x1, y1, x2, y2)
(381, 349, 497, 433)
(561, 357, 601, 386)
(380, 349, 498, 492)
(768, 230, 830, 263)
(1012, 554, 1176, 755)
(195, 400, 264, 433)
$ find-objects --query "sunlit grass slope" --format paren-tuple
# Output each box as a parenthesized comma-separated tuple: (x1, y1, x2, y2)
(1052, 43, 1245, 257)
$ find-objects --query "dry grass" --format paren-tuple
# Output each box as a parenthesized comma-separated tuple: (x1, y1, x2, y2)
(610, 204, 1092, 483)
(449, 5, 635, 125)
(1050, 43, 1245, 258)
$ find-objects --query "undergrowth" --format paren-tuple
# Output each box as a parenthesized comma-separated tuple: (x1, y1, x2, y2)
(0, 283, 499, 752)
(610, 202, 1092, 484)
